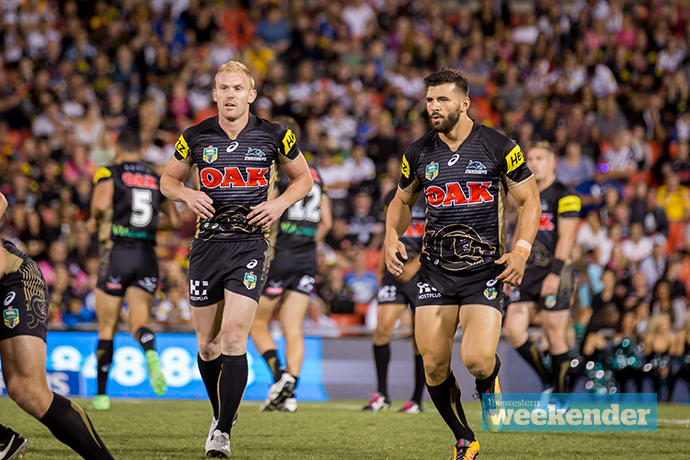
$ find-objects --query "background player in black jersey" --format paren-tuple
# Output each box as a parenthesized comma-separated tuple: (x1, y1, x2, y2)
(363, 190, 426, 413)
(250, 116, 332, 413)
(503, 143, 581, 396)
(0, 192, 116, 460)
(89, 130, 181, 411)
(384, 69, 541, 460)
(160, 61, 312, 458)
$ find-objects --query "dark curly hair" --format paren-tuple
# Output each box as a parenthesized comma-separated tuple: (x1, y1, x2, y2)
(423, 68, 469, 96)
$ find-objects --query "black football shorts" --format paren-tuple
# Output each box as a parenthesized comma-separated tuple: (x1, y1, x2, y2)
(377, 270, 419, 309)
(510, 263, 574, 312)
(263, 255, 317, 299)
(188, 238, 272, 306)
(97, 244, 159, 297)
(0, 258, 49, 342)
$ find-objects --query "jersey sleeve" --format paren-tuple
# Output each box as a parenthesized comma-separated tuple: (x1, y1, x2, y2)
(173, 127, 195, 166)
(398, 144, 422, 195)
(275, 125, 301, 165)
(483, 128, 532, 188)
(93, 166, 113, 185)
(557, 186, 581, 219)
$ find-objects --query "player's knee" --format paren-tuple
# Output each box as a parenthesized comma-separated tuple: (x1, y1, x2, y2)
(197, 341, 221, 361)
(6, 379, 50, 417)
(502, 323, 524, 346)
(220, 329, 248, 354)
(462, 353, 495, 380)
(372, 327, 391, 346)
(422, 356, 450, 382)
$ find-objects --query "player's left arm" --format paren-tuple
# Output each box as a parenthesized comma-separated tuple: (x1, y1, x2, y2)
(248, 153, 313, 228)
(316, 194, 333, 244)
(88, 168, 114, 233)
(157, 200, 183, 231)
(0, 192, 7, 279)
(541, 193, 581, 297)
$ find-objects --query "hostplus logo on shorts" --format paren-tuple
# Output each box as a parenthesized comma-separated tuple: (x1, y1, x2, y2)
(417, 282, 441, 299)
(190, 280, 209, 302)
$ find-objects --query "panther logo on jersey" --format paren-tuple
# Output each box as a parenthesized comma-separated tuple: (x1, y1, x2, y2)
(465, 160, 488, 175)
(426, 224, 496, 269)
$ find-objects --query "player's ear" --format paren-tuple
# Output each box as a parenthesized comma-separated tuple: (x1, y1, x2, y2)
(248, 88, 257, 104)
(212, 88, 217, 102)
(461, 96, 471, 113)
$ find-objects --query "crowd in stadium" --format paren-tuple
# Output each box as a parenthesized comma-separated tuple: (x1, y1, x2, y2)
(1, 0, 690, 398)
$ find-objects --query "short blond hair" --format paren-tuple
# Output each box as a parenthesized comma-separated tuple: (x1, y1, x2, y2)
(215, 61, 255, 90)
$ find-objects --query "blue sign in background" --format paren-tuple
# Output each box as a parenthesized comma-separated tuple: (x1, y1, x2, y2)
(0, 332, 327, 401)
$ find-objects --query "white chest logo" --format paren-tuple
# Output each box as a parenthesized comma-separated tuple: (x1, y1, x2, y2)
(227, 142, 239, 153)
(448, 154, 460, 166)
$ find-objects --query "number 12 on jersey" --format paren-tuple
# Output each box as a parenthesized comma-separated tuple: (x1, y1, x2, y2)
(287, 183, 321, 222)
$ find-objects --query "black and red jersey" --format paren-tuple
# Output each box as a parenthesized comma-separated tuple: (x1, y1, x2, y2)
(399, 121, 532, 273)
(93, 161, 163, 246)
(173, 114, 301, 242)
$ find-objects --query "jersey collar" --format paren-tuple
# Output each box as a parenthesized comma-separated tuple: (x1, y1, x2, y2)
(434, 119, 481, 153)
(213, 113, 257, 140)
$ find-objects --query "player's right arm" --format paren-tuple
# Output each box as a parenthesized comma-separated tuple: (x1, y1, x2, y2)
(160, 131, 215, 220)
(385, 150, 422, 276)
(89, 167, 115, 232)
(0, 192, 7, 279)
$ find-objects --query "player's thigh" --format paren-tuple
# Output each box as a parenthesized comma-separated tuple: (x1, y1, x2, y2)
(95, 288, 124, 339)
(220, 290, 258, 354)
(0, 336, 51, 405)
(253, 295, 280, 327)
(414, 305, 459, 366)
(192, 301, 224, 358)
(279, 290, 310, 336)
(459, 304, 503, 373)
(541, 310, 570, 349)
(503, 301, 537, 344)
(125, 286, 155, 331)
(375, 303, 407, 337)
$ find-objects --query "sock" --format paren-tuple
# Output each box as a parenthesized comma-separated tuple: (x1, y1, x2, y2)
(412, 354, 425, 404)
(551, 352, 571, 394)
(475, 354, 501, 395)
(39, 393, 114, 459)
(373, 343, 391, 398)
(216, 354, 248, 433)
(516, 339, 551, 386)
(198, 354, 223, 419)
(96, 340, 114, 395)
(0, 424, 10, 442)
(135, 326, 156, 353)
(261, 349, 285, 383)
(426, 373, 475, 441)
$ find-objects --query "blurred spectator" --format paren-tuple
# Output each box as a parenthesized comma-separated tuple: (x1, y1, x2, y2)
(657, 172, 690, 223)
(631, 184, 669, 236)
(622, 222, 652, 264)
(303, 296, 340, 337)
(651, 280, 687, 330)
(576, 166, 624, 216)
(319, 267, 355, 314)
(154, 285, 192, 326)
(639, 235, 668, 290)
(346, 192, 384, 249)
(62, 296, 97, 328)
(343, 249, 378, 305)
(557, 140, 595, 187)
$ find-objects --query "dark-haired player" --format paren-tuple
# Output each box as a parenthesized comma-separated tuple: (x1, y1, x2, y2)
(503, 143, 580, 395)
(250, 116, 332, 413)
(0, 192, 116, 460)
(363, 190, 426, 413)
(384, 68, 540, 459)
(161, 61, 312, 458)
(90, 130, 181, 410)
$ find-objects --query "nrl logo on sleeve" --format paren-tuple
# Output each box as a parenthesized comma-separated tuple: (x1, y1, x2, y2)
(3, 306, 19, 329)
(244, 271, 257, 290)
(203, 146, 218, 163)
(425, 161, 439, 181)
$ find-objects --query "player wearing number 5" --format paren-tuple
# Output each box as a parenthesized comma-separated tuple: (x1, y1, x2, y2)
(161, 61, 312, 458)
(250, 116, 332, 413)
(90, 130, 182, 411)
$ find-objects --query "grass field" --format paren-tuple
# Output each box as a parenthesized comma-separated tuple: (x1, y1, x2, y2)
(1, 398, 689, 459)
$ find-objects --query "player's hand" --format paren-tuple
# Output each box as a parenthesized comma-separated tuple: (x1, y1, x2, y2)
(183, 190, 215, 220)
(86, 218, 97, 234)
(384, 239, 407, 277)
(540, 273, 560, 297)
(495, 251, 527, 286)
(248, 200, 286, 229)
(397, 257, 421, 283)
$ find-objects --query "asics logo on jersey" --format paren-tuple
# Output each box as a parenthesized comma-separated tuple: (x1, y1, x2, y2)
(200, 167, 269, 188)
(426, 182, 494, 207)
(465, 160, 488, 175)
(539, 213, 555, 231)
(227, 142, 239, 153)
(448, 154, 460, 166)
(122, 173, 158, 189)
